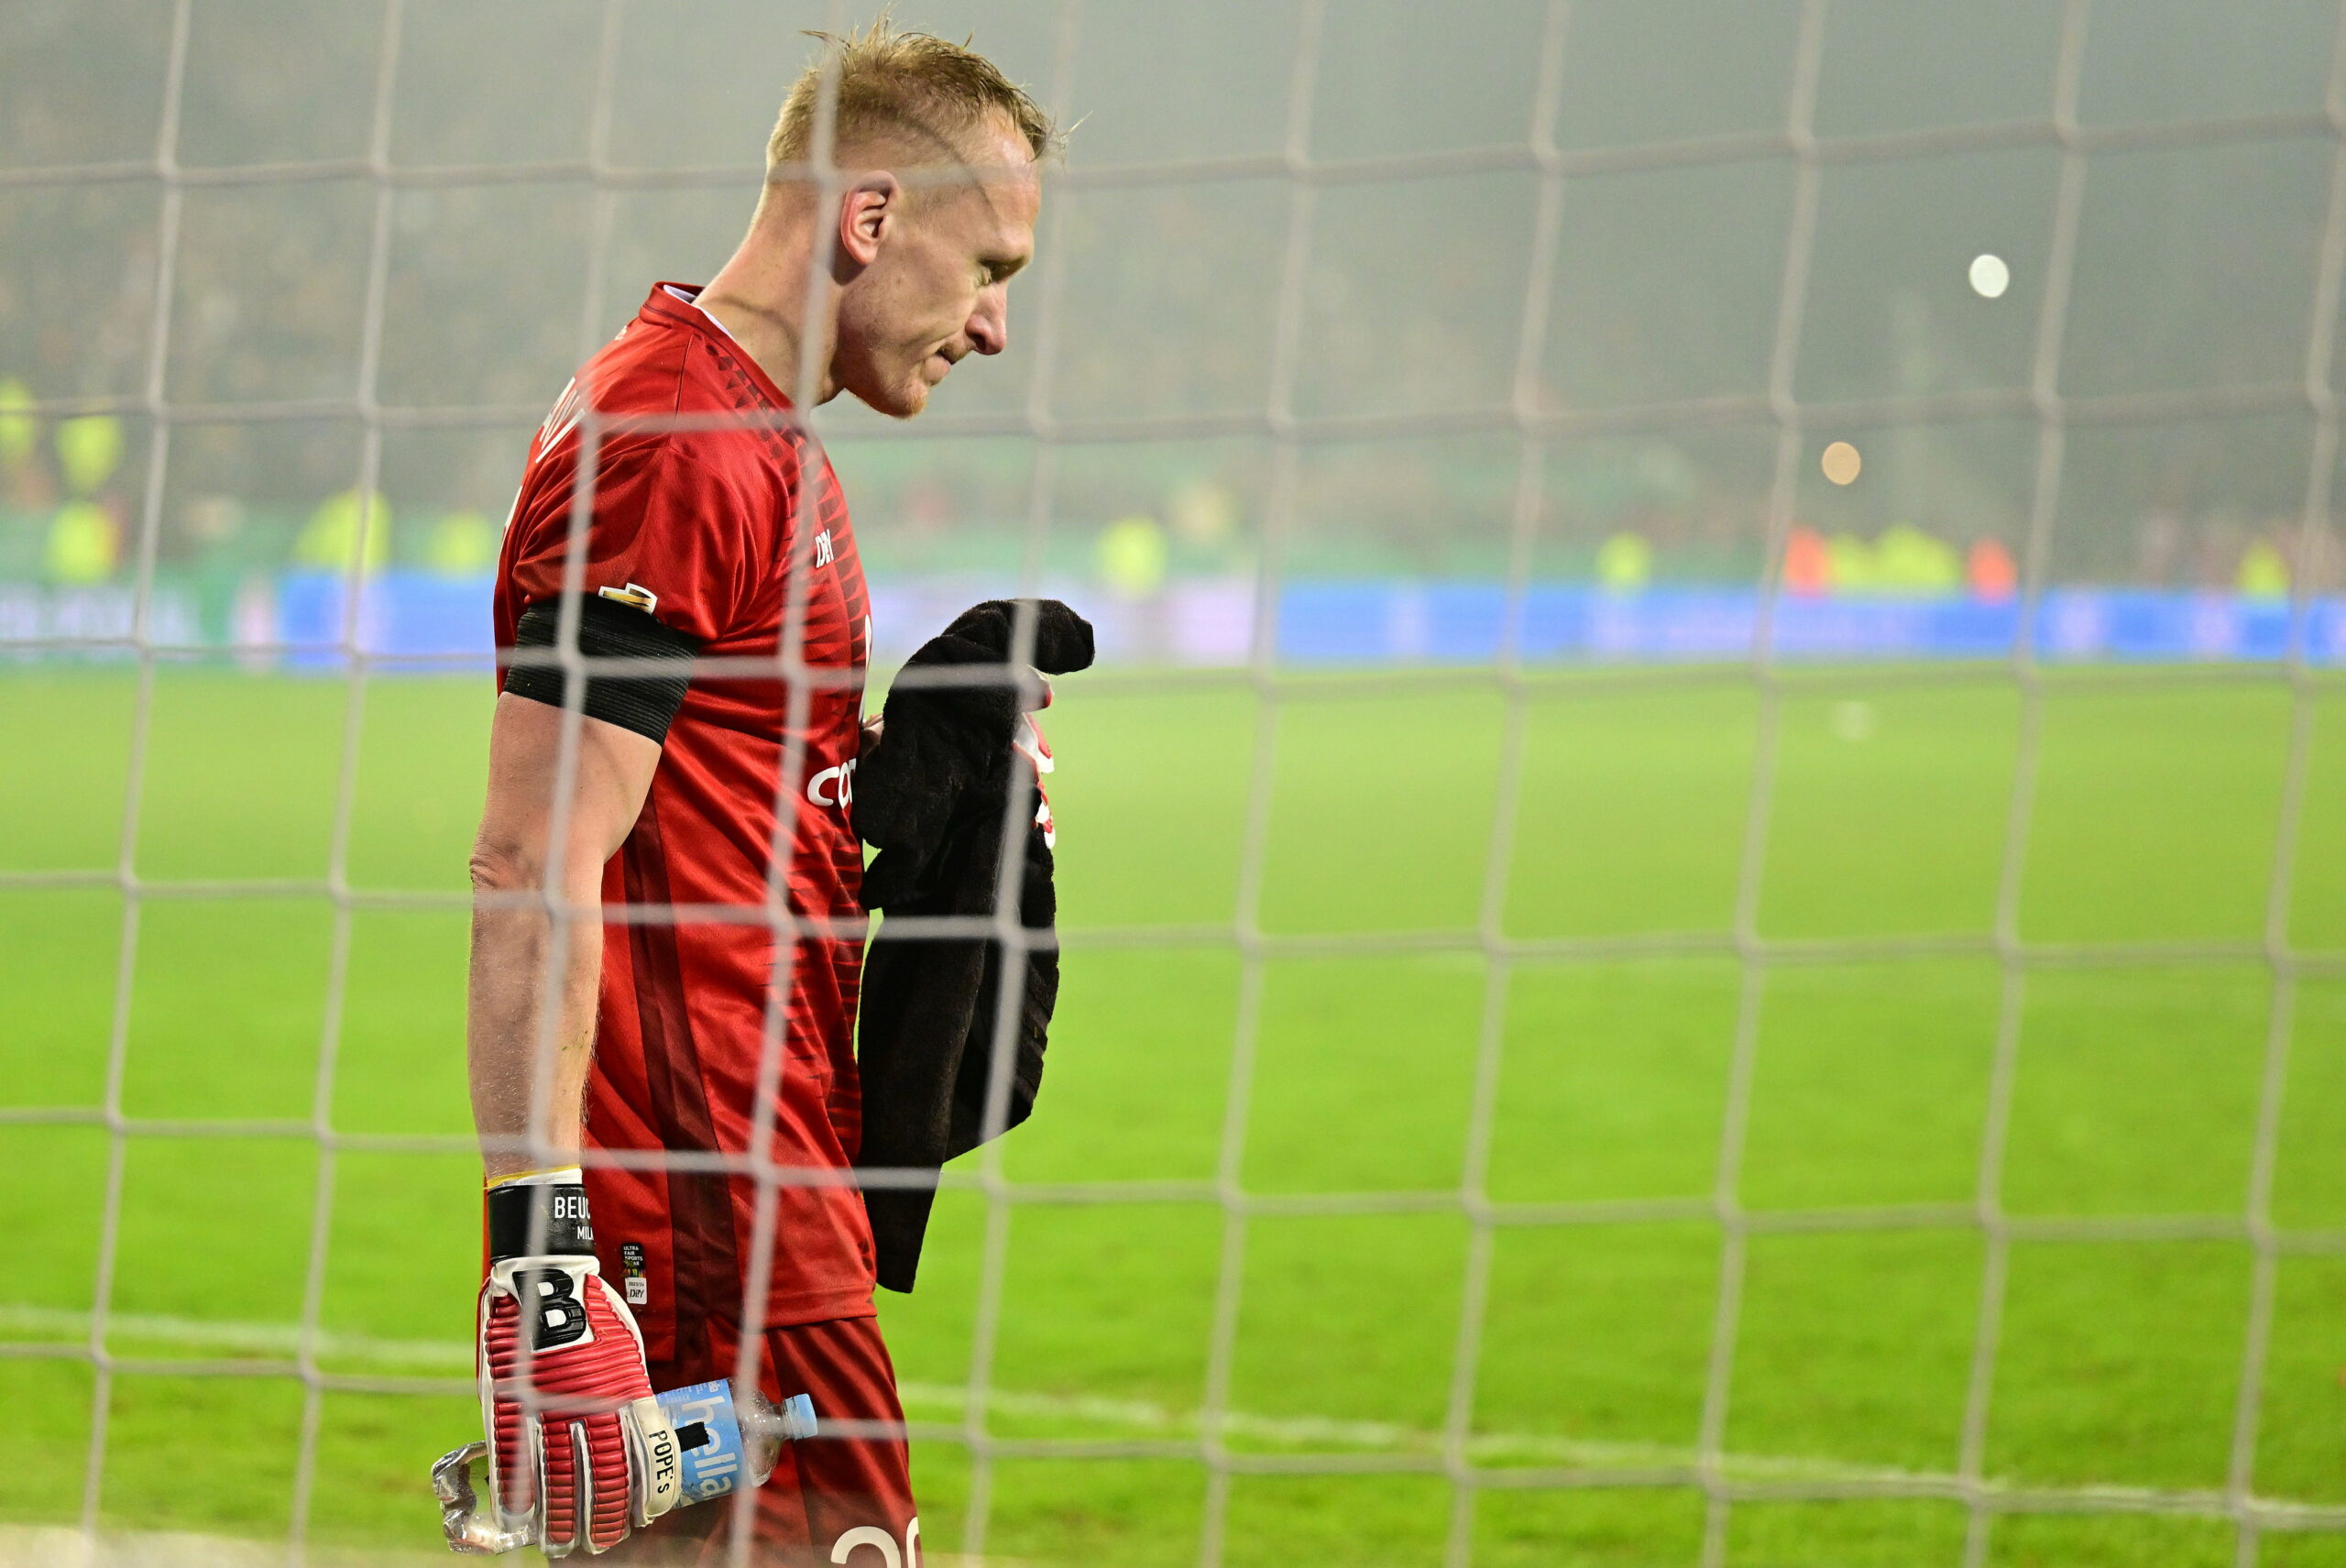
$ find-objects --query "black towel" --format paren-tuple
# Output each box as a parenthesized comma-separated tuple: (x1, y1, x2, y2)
(853, 598, 1094, 1292)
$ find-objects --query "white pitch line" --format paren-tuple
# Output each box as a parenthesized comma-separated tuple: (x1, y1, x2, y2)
(0, 1305, 466, 1372)
(0, 1524, 448, 1567)
(7, 1304, 2344, 1529)
(0, 1522, 1019, 1568)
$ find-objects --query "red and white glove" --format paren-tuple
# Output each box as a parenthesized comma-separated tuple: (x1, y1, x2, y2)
(477, 1170, 680, 1555)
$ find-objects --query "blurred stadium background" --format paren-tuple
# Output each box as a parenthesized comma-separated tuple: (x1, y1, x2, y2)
(6, 1, 2346, 1565)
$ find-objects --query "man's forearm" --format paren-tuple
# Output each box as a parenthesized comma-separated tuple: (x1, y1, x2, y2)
(467, 857, 604, 1182)
(466, 692, 665, 1182)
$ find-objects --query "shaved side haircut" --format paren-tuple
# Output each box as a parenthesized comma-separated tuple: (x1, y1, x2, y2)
(768, 17, 1061, 172)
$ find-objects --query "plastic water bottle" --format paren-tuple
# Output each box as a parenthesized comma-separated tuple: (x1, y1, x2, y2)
(657, 1380, 818, 1503)
(433, 1382, 818, 1553)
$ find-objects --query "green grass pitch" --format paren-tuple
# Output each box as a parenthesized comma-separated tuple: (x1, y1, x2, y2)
(3, 664, 2346, 1566)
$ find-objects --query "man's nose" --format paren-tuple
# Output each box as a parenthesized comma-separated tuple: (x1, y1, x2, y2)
(967, 293, 1007, 356)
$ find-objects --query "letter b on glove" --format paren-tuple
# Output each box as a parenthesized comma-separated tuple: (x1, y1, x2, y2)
(513, 1266, 592, 1351)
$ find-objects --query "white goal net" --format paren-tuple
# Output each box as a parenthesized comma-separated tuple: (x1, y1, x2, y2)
(2, 1, 2344, 1566)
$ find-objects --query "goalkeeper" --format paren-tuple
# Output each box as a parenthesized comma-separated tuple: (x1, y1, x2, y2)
(464, 23, 1052, 1563)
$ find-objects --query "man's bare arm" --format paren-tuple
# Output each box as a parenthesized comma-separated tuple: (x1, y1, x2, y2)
(467, 692, 662, 1181)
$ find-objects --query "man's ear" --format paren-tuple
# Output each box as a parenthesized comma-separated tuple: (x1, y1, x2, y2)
(837, 171, 901, 271)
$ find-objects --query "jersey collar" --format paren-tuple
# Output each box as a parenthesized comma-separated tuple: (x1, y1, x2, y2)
(639, 281, 797, 412)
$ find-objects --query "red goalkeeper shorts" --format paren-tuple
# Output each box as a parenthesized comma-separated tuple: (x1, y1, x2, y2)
(605, 1314, 919, 1567)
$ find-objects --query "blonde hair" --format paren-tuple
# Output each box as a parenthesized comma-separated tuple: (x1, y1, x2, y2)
(767, 17, 1059, 173)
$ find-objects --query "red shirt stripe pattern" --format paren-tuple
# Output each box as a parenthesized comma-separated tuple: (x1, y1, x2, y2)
(494, 282, 877, 1354)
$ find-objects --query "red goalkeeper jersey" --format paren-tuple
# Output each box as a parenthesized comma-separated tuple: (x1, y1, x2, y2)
(493, 282, 877, 1354)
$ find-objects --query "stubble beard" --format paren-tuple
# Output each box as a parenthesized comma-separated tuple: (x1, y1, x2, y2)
(841, 351, 930, 420)
(882, 364, 931, 419)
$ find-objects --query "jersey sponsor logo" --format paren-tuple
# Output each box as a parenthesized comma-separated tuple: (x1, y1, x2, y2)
(597, 581, 659, 613)
(619, 1242, 648, 1306)
(806, 756, 857, 810)
(813, 529, 835, 568)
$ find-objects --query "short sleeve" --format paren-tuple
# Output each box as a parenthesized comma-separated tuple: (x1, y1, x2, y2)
(504, 440, 759, 645)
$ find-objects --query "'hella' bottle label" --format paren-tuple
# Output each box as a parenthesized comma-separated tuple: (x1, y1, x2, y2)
(656, 1380, 751, 1503)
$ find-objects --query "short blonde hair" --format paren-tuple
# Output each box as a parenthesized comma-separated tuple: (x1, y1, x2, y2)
(768, 18, 1059, 172)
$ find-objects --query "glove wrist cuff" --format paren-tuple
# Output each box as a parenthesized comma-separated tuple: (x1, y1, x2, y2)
(486, 1172, 595, 1263)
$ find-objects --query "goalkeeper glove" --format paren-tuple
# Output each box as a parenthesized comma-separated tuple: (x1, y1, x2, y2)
(477, 1169, 681, 1554)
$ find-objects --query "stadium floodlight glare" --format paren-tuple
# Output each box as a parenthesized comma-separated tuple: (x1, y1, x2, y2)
(8, 0, 2346, 1565)
(1969, 252, 2012, 300)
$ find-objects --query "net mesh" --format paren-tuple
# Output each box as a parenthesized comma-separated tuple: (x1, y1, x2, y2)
(2, 0, 2344, 1563)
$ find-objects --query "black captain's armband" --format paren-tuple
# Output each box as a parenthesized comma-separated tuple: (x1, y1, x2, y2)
(503, 594, 698, 744)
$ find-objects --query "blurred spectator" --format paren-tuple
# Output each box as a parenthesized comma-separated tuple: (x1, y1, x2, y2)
(2194, 509, 2248, 592)
(2236, 538, 2289, 599)
(1968, 538, 2019, 600)
(180, 493, 252, 641)
(1826, 533, 1874, 591)
(44, 500, 117, 582)
(39, 410, 126, 583)
(1166, 477, 1247, 577)
(1871, 524, 1960, 594)
(420, 508, 499, 575)
(1595, 531, 1651, 591)
(294, 487, 392, 576)
(5, 0, 2345, 616)
(0, 377, 43, 509)
(1783, 527, 1831, 595)
(1097, 514, 1168, 599)
(55, 412, 122, 496)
